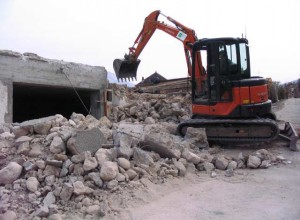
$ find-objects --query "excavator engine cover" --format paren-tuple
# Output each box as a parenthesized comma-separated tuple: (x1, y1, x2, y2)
(113, 58, 140, 82)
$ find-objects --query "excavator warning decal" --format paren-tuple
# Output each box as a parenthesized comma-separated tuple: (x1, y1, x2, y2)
(176, 31, 187, 41)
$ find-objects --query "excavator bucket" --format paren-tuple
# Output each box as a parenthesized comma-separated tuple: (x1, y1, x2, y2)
(113, 58, 141, 82)
(278, 122, 299, 151)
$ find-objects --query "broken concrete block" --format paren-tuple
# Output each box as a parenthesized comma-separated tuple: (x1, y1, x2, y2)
(67, 128, 106, 155)
(133, 147, 154, 166)
(181, 149, 201, 164)
(95, 148, 117, 166)
(18, 116, 56, 135)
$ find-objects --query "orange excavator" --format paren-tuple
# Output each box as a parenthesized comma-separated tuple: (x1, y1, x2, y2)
(114, 10, 298, 150)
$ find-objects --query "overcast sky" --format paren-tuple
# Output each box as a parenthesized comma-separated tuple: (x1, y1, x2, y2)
(0, 0, 299, 83)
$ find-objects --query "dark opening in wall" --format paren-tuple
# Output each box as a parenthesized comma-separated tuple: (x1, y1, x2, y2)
(13, 83, 95, 123)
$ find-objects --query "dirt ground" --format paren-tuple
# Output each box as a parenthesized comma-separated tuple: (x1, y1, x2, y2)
(111, 98, 300, 220)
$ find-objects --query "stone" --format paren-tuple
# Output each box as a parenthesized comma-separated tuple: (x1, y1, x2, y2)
(12, 126, 29, 138)
(141, 131, 181, 159)
(107, 179, 119, 189)
(48, 214, 63, 220)
(35, 206, 49, 217)
(0, 210, 17, 220)
(71, 152, 85, 164)
(100, 161, 118, 181)
(215, 156, 229, 170)
(145, 117, 155, 124)
(181, 149, 201, 164)
(276, 155, 287, 162)
(83, 152, 98, 171)
(17, 141, 31, 155)
(18, 116, 55, 134)
(85, 205, 101, 215)
(133, 147, 154, 166)
(88, 172, 103, 187)
(225, 168, 234, 177)
(49, 136, 65, 154)
(184, 127, 209, 148)
(59, 183, 73, 201)
(43, 165, 61, 177)
(26, 177, 39, 192)
(227, 161, 238, 170)
(43, 192, 56, 207)
(67, 128, 106, 155)
(117, 157, 131, 170)
(33, 120, 52, 135)
(23, 161, 36, 172)
(45, 175, 56, 186)
(35, 160, 46, 170)
(99, 116, 112, 129)
(28, 143, 44, 157)
(126, 169, 138, 180)
(46, 160, 63, 168)
(72, 163, 84, 176)
(211, 171, 217, 178)
(203, 162, 215, 172)
(247, 155, 261, 169)
(0, 162, 23, 185)
(129, 106, 137, 116)
(260, 160, 271, 169)
(58, 127, 73, 142)
(73, 181, 86, 195)
(14, 136, 32, 147)
(172, 159, 186, 176)
(95, 148, 116, 166)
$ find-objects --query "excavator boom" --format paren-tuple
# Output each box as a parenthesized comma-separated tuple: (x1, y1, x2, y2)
(113, 10, 203, 82)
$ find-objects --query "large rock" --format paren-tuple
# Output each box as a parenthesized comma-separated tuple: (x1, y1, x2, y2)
(247, 155, 261, 169)
(67, 128, 106, 155)
(215, 156, 229, 170)
(0, 162, 23, 185)
(100, 161, 118, 181)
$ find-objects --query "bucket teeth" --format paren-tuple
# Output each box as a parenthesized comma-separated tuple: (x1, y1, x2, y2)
(113, 58, 140, 82)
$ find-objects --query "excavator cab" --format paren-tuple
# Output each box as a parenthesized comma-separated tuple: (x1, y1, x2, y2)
(192, 38, 251, 105)
(113, 55, 140, 82)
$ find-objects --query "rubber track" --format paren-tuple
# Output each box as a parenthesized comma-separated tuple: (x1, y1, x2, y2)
(177, 118, 280, 142)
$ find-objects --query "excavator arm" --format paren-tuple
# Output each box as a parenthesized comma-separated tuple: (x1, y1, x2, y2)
(113, 10, 204, 82)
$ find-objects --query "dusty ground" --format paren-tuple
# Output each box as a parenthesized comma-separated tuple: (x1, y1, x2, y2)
(110, 98, 300, 220)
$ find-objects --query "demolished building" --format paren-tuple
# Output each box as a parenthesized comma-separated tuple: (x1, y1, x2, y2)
(0, 50, 107, 123)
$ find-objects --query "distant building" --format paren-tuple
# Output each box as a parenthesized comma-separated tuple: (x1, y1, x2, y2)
(136, 71, 167, 86)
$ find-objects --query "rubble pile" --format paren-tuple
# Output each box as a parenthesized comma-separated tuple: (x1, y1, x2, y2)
(109, 87, 192, 123)
(0, 113, 290, 220)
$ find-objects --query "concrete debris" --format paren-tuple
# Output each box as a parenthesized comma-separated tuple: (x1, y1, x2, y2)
(0, 109, 292, 219)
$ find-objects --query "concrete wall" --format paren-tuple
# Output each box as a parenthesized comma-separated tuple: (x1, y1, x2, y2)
(0, 50, 107, 123)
